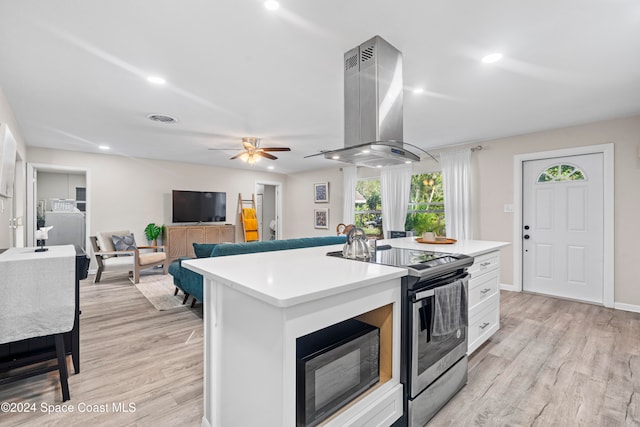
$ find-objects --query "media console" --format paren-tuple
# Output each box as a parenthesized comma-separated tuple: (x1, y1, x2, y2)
(165, 224, 235, 263)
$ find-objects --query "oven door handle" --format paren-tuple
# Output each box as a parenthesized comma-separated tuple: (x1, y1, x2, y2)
(414, 288, 434, 301)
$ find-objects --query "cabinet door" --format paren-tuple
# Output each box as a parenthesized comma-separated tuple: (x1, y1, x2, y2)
(219, 226, 235, 243)
(167, 227, 187, 259)
(186, 228, 206, 258)
(205, 227, 221, 243)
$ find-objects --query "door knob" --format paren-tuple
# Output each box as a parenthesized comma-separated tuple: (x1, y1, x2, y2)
(524, 234, 530, 239)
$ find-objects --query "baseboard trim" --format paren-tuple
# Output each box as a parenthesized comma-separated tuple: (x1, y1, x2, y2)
(500, 283, 516, 292)
(201, 416, 212, 427)
(614, 302, 640, 314)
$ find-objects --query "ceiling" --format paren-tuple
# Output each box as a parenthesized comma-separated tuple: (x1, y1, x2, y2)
(1, 0, 639, 174)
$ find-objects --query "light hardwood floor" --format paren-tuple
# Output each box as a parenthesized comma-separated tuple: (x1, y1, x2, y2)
(0, 275, 204, 427)
(2, 280, 640, 426)
(430, 291, 640, 427)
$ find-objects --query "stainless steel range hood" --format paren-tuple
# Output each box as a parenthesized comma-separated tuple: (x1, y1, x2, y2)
(324, 36, 420, 167)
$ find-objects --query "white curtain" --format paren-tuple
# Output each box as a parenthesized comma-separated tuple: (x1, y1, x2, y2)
(342, 166, 357, 224)
(441, 149, 473, 240)
(381, 164, 412, 237)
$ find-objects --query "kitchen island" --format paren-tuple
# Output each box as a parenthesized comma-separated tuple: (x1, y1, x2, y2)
(184, 239, 509, 427)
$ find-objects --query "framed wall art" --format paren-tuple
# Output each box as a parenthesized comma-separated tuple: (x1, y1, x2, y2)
(314, 208, 329, 229)
(314, 182, 329, 203)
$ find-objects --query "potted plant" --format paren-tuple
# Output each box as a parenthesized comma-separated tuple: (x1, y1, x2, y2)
(144, 223, 164, 246)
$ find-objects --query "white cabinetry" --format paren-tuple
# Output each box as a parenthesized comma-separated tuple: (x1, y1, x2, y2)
(467, 250, 501, 354)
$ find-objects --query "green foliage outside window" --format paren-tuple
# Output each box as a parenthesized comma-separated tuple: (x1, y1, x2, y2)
(404, 173, 445, 235)
(354, 172, 446, 238)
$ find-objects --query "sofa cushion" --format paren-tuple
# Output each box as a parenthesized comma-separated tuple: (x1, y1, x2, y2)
(193, 243, 218, 258)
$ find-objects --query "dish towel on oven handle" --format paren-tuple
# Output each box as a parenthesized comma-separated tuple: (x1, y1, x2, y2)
(432, 279, 467, 337)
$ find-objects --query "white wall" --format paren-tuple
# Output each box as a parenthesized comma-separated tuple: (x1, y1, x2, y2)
(473, 114, 640, 306)
(0, 87, 27, 248)
(26, 147, 287, 249)
(38, 172, 86, 210)
(284, 167, 343, 238)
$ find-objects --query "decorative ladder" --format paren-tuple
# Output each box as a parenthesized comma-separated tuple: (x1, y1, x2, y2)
(238, 193, 259, 242)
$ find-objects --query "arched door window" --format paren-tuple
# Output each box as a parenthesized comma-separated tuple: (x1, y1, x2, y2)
(537, 164, 586, 183)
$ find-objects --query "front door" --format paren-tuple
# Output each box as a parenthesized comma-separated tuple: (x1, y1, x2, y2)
(522, 153, 604, 304)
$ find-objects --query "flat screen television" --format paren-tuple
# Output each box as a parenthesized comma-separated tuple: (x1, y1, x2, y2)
(172, 190, 226, 223)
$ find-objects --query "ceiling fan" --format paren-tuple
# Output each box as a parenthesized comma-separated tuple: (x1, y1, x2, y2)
(209, 137, 291, 164)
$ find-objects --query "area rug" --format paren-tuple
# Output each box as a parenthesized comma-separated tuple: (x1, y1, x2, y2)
(136, 273, 187, 311)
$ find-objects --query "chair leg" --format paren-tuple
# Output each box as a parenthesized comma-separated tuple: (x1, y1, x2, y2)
(182, 293, 190, 304)
(94, 266, 103, 283)
(174, 287, 179, 296)
(190, 297, 197, 308)
(54, 334, 70, 402)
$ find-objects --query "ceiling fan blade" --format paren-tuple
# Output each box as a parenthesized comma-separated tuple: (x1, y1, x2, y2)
(260, 147, 291, 152)
(208, 148, 242, 151)
(229, 152, 247, 160)
(256, 151, 277, 160)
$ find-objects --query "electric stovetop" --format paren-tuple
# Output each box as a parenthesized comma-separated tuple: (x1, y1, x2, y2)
(327, 245, 473, 281)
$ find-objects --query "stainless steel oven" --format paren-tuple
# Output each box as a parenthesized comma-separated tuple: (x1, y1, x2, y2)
(404, 269, 469, 426)
(327, 246, 473, 427)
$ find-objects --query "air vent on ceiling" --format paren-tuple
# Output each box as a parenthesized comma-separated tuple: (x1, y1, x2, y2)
(147, 113, 178, 124)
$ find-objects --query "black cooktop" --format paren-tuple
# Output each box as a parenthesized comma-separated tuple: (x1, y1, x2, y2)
(327, 245, 473, 280)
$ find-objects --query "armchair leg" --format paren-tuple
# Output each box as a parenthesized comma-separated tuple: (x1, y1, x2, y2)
(54, 334, 70, 402)
(190, 297, 197, 308)
(182, 293, 190, 304)
(174, 287, 179, 296)
(94, 266, 103, 283)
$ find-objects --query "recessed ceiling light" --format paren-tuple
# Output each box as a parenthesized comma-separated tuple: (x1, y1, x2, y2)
(147, 75, 166, 85)
(412, 88, 424, 94)
(267, 165, 274, 170)
(332, 155, 340, 160)
(98, 145, 110, 150)
(362, 149, 370, 154)
(481, 53, 503, 64)
(264, 0, 280, 11)
(405, 160, 412, 164)
(376, 165, 382, 168)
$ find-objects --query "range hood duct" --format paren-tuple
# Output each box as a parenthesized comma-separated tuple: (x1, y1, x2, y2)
(324, 35, 420, 167)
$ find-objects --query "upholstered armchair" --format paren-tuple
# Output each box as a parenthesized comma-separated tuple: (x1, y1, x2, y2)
(90, 230, 168, 284)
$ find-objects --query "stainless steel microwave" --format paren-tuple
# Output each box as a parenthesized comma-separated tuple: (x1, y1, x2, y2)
(296, 318, 380, 427)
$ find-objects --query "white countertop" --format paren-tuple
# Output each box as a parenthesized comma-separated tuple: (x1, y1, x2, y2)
(183, 239, 510, 309)
(379, 237, 510, 257)
(183, 244, 406, 308)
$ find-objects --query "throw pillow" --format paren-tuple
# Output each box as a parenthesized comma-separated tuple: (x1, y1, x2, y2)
(193, 243, 218, 258)
(111, 233, 137, 256)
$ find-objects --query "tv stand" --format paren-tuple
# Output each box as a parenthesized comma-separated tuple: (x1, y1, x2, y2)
(165, 224, 235, 262)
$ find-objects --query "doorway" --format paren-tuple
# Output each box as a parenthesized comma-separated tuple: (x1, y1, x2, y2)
(255, 181, 282, 241)
(26, 163, 90, 250)
(513, 144, 614, 307)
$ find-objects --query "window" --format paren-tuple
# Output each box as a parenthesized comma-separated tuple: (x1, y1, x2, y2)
(355, 178, 382, 237)
(405, 172, 445, 235)
(537, 164, 586, 183)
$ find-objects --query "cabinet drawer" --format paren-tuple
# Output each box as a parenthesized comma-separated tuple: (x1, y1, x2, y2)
(468, 269, 499, 311)
(468, 293, 499, 354)
(468, 251, 500, 278)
